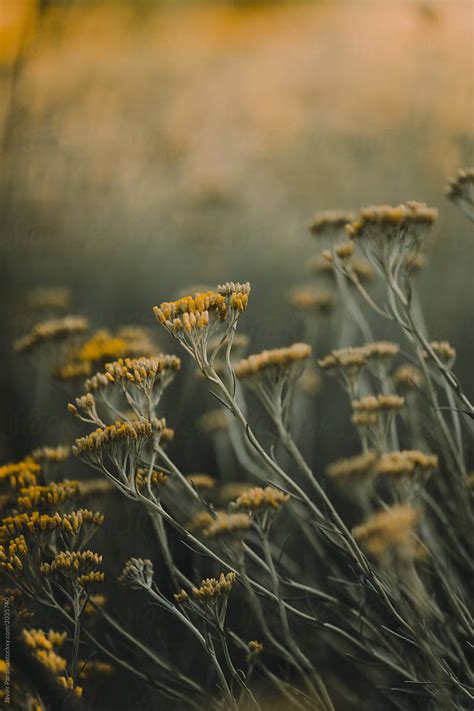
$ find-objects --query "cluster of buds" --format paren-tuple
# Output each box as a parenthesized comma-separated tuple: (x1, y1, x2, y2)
(22, 628, 67, 651)
(0, 459, 40, 491)
(352, 394, 404, 418)
(309, 210, 356, 239)
(119, 558, 154, 590)
(175, 572, 237, 628)
(392, 364, 424, 391)
(288, 286, 334, 314)
(14, 316, 88, 353)
(57, 325, 159, 381)
(421, 341, 456, 366)
(58, 676, 83, 698)
(0, 535, 28, 573)
(326, 451, 378, 481)
(203, 512, 251, 540)
(103, 355, 181, 413)
(153, 283, 250, 369)
(17, 481, 79, 511)
(185, 474, 216, 491)
(236, 343, 311, 382)
(54, 360, 92, 381)
(72, 417, 159, 458)
(231, 486, 289, 532)
(353, 505, 420, 558)
(446, 167, 474, 219)
(191, 571, 236, 602)
(198, 409, 229, 434)
(1, 509, 103, 543)
(375, 450, 438, 478)
(27, 287, 71, 312)
(134, 468, 168, 492)
(345, 202, 437, 272)
(232, 486, 289, 512)
(31, 445, 70, 464)
(40, 550, 104, 587)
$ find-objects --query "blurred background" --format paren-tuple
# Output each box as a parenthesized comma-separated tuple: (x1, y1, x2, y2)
(1, 0, 473, 458)
(0, 1, 473, 708)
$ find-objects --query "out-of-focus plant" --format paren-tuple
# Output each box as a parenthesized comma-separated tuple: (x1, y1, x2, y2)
(1, 170, 473, 710)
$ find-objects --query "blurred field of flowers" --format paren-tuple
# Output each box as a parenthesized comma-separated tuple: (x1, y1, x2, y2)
(0, 1, 473, 710)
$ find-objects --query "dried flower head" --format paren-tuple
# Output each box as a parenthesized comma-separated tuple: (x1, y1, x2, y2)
(119, 558, 154, 590)
(17, 481, 79, 511)
(14, 316, 88, 353)
(153, 283, 250, 369)
(30, 445, 70, 464)
(0, 535, 28, 574)
(203, 512, 251, 539)
(326, 451, 378, 481)
(191, 571, 236, 602)
(232, 486, 289, 512)
(235, 343, 311, 382)
(186, 474, 216, 490)
(309, 210, 356, 237)
(346, 202, 437, 271)
(393, 364, 424, 390)
(352, 394, 404, 413)
(40, 550, 104, 587)
(289, 286, 334, 313)
(198, 409, 229, 433)
(0, 459, 40, 492)
(422, 341, 456, 366)
(375, 451, 438, 477)
(135, 468, 168, 492)
(364, 341, 400, 362)
(446, 168, 474, 220)
(353, 505, 420, 558)
(27, 287, 71, 312)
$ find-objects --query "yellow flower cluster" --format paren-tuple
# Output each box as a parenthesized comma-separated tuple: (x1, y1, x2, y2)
(1, 509, 103, 540)
(319, 342, 399, 374)
(36, 649, 67, 674)
(31, 446, 70, 463)
(17, 481, 78, 511)
(422, 341, 456, 364)
(58, 676, 83, 697)
(375, 451, 438, 477)
(191, 572, 236, 602)
(14, 316, 88, 353)
(54, 360, 92, 381)
(77, 330, 128, 363)
(0, 535, 28, 573)
(446, 167, 474, 201)
(40, 550, 104, 586)
(326, 451, 378, 480)
(309, 210, 356, 236)
(0, 459, 40, 491)
(393, 364, 424, 390)
(346, 202, 438, 241)
(248, 640, 263, 656)
(353, 505, 420, 557)
(104, 355, 181, 386)
(22, 628, 67, 651)
(318, 346, 369, 373)
(203, 512, 251, 539)
(198, 409, 229, 433)
(233, 486, 289, 511)
(73, 417, 158, 455)
(289, 286, 334, 313)
(235, 343, 311, 380)
(186, 474, 216, 490)
(27, 287, 71, 311)
(135, 468, 168, 491)
(352, 394, 404, 414)
(154, 288, 246, 335)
